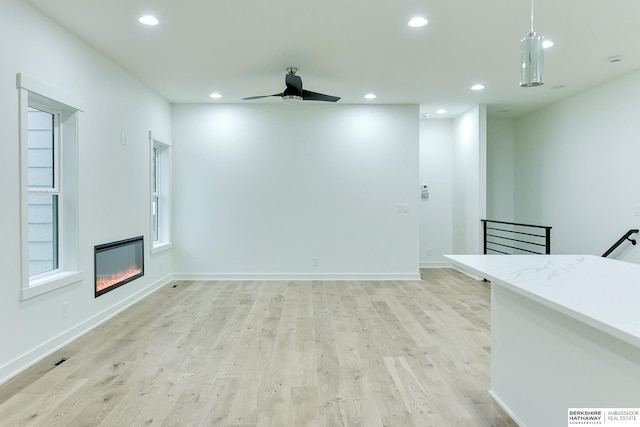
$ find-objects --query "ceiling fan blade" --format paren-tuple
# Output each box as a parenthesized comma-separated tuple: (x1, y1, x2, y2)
(285, 73, 303, 95)
(242, 93, 283, 100)
(302, 90, 341, 102)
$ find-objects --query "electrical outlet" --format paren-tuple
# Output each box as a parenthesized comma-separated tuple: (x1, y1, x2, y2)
(62, 302, 69, 319)
(312, 257, 319, 267)
(427, 248, 432, 256)
(634, 205, 640, 216)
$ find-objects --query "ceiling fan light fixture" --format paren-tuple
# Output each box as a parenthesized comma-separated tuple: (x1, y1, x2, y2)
(282, 94, 303, 103)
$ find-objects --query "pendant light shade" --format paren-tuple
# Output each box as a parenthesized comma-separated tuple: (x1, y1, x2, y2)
(520, 0, 544, 87)
(520, 31, 544, 87)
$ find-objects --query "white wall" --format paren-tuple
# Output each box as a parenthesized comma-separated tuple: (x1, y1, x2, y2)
(514, 70, 640, 262)
(171, 103, 420, 279)
(0, 0, 172, 382)
(419, 119, 454, 267)
(452, 105, 487, 254)
(487, 119, 515, 222)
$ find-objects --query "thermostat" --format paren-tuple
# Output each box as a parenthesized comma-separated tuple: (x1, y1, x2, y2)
(421, 184, 429, 199)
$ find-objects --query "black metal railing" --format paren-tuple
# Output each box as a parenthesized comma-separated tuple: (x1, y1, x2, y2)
(602, 229, 639, 258)
(481, 219, 552, 255)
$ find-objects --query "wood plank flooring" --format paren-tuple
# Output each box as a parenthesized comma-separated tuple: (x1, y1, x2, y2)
(0, 269, 516, 426)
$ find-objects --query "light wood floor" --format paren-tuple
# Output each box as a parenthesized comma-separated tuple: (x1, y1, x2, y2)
(0, 269, 516, 426)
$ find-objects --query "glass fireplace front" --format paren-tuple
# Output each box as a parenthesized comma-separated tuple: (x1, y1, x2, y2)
(94, 236, 144, 297)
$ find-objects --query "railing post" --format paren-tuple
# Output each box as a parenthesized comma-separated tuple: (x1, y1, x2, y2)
(545, 228, 551, 254)
(482, 220, 488, 254)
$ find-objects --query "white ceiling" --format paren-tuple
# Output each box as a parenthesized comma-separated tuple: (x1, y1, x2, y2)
(25, 0, 640, 118)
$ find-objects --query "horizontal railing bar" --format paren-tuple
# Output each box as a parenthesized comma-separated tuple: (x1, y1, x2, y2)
(486, 227, 546, 239)
(482, 219, 552, 230)
(487, 241, 544, 255)
(487, 248, 510, 255)
(486, 234, 546, 247)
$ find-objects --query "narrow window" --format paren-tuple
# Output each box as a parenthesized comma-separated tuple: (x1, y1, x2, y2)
(150, 133, 172, 253)
(152, 145, 160, 243)
(19, 74, 83, 299)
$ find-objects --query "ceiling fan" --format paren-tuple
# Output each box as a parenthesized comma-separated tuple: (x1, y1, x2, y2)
(242, 68, 340, 103)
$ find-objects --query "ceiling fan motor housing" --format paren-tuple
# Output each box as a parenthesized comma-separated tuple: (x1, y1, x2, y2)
(283, 86, 303, 97)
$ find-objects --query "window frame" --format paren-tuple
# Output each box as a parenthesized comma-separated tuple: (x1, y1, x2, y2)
(149, 131, 172, 254)
(18, 73, 84, 300)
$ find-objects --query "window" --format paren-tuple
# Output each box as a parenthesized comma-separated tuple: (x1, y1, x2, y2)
(152, 145, 159, 242)
(27, 104, 60, 276)
(150, 132, 172, 253)
(18, 74, 83, 299)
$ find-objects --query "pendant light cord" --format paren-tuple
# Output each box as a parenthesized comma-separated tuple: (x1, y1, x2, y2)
(530, 0, 535, 33)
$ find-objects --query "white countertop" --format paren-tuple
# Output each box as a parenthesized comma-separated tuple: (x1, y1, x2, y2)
(445, 254, 640, 348)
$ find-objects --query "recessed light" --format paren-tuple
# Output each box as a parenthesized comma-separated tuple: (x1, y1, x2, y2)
(436, 109, 446, 114)
(139, 15, 159, 26)
(471, 84, 485, 91)
(364, 93, 377, 100)
(209, 92, 222, 99)
(408, 17, 428, 27)
(542, 40, 554, 49)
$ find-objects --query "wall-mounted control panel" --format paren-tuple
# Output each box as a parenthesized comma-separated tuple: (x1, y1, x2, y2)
(421, 184, 429, 200)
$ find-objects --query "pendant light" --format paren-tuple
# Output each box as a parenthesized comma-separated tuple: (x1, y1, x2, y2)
(520, 0, 544, 87)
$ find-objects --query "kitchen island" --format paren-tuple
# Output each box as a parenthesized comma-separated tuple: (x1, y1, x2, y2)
(446, 254, 640, 427)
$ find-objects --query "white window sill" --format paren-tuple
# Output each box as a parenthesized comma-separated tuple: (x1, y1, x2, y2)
(151, 242, 173, 255)
(21, 270, 84, 300)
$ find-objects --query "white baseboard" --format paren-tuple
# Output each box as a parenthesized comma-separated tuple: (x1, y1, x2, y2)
(0, 274, 172, 385)
(419, 261, 452, 268)
(489, 390, 526, 427)
(172, 272, 421, 281)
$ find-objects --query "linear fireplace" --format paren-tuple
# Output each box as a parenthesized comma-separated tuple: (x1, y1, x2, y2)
(94, 236, 144, 297)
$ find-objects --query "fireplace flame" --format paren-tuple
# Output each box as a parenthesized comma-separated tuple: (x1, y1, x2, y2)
(96, 266, 143, 292)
